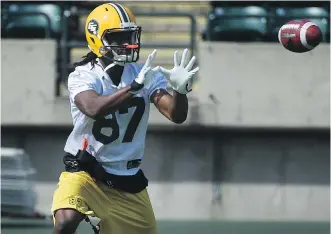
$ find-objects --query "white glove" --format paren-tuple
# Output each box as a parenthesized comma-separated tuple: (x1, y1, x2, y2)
(157, 48, 199, 94)
(135, 49, 159, 85)
(130, 49, 159, 94)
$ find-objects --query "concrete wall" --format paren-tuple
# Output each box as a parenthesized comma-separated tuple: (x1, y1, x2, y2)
(196, 42, 330, 128)
(1, 40, 329, 128)
(1, 40, 59, 125)
(2, 128, 329, 222)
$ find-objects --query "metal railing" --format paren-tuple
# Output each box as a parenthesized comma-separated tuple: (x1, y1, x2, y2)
(3, 8, 329, 97)
(59, 9, 198, 89)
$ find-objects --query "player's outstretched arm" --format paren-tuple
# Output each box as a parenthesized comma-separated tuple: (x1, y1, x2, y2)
(75, 86, 133, 119)
(151, 89, 189, 124)
(73, 50, 158, 119)
(151, 49, 199, 124)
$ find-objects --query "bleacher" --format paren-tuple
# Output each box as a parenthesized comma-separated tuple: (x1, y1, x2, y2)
(206, 1, 330, 42)
(1, 1, 329, 96)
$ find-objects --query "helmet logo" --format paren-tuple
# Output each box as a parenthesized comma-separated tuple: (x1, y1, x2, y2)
(87, 19, 99, 35)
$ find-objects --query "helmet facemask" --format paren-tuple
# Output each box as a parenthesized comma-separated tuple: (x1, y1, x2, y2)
(99, 26, 141, 66)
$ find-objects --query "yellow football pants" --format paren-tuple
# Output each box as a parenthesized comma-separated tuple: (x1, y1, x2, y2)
(51, 171, 157, 234)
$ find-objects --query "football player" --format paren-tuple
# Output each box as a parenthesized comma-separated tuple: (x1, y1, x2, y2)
(51, 2, 199, 234)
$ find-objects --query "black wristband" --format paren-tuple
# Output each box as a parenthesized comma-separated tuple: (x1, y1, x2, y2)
(129, 80, 144, 93)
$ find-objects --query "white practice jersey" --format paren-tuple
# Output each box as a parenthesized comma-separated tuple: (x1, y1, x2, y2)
(64, 61, 167, 176)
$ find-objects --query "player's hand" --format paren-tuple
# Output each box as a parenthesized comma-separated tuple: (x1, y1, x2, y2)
(135, 49, 159, 85)
(156, 48, 199, 94)
(130, 49, 159, 94)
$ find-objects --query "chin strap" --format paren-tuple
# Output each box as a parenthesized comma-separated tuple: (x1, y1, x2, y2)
(99, 45, 136, 68)
(100, 55, 126, 73)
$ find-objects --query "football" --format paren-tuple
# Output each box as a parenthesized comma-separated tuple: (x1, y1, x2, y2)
(278, 20, 322, 53)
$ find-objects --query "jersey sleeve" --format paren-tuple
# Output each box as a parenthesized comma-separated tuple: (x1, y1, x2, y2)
(147, 72, 168, 100)
(67, 69, 102, 101)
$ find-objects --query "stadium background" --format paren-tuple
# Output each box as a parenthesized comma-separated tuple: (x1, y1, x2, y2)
(1, 1, 330, 234)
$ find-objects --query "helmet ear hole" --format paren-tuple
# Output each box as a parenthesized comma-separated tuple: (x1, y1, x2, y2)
(90, 37, 95, 44)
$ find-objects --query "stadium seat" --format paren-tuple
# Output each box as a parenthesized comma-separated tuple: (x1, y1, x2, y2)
(3, 3, 62, 39)
(124, 1, 209, 15)
(267, 7, 330, 42)
(206, 6, 268, 41)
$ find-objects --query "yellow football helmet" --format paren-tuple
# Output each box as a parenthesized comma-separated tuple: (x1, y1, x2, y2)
(85, 3, 141, 64)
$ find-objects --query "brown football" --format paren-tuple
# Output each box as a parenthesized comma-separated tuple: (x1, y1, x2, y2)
(278, 20, 322, 53)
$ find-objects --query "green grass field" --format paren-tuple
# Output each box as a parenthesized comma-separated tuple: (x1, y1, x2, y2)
(1, 218, 329, 234)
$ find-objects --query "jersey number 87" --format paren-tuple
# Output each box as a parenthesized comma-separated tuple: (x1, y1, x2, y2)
(92, 97, 145, 144)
